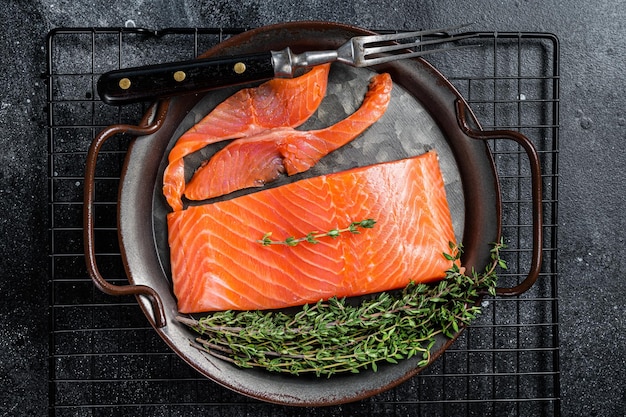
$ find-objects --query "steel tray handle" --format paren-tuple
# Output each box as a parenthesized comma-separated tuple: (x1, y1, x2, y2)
(455, 100, 543, 297)
(83, 101, 170, 328)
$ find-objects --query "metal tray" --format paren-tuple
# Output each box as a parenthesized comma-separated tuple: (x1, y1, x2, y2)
(82, 21, 542, 406)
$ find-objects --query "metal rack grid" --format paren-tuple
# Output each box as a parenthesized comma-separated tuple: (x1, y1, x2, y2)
(47, 27, 560, 416)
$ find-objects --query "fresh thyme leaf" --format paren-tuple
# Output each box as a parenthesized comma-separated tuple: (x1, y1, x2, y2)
(257, 219, 377, 246)
(179, 239, 506, 377)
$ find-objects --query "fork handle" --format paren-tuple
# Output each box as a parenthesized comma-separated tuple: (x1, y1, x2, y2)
(97, 52, 276, 105)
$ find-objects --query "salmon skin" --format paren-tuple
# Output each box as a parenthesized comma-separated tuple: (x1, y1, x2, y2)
(163, 64, 331, 212)
(184, 72, 393, 201)
(168, 150, 457, 313)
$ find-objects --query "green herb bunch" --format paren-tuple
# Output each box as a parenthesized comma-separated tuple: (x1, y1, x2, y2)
(178, 240, 506, 377)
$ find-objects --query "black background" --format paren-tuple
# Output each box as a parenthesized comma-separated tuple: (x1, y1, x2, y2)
(1, 1, 624, 416)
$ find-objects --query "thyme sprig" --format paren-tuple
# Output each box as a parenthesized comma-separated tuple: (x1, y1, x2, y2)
(178, 240, 506, 377)
(257, 219, 376, 246)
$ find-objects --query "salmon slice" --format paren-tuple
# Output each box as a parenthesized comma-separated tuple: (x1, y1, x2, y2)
(163, 64, 331, 212)
(184, 72, 393, 201)
(168, 150, 457, 313)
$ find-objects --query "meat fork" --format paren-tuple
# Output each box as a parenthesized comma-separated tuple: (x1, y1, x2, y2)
(98, 24, 477, 105)
(272, 23, 476, 75)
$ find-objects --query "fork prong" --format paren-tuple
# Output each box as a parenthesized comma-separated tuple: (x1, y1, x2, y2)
(363, 33, 478, 57)
(359, 23, 475, 44)
(362, 44, 477, 67)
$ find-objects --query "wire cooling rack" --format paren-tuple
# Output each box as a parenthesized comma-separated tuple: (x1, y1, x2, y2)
(47, 27, 560, 416)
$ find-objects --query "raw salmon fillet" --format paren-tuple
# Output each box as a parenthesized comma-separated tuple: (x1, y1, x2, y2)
(163, 64, 330, 212)
(184, 72, 393, 201)
(168, 150, 457, 313)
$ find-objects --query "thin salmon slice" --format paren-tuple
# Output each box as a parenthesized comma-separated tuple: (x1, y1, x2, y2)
(163, 64, 331, 212)
(184, 72, 393, 201)
(168, 150, 457, 313)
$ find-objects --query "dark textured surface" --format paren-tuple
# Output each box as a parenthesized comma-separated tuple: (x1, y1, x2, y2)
(1, 1, 624, 416)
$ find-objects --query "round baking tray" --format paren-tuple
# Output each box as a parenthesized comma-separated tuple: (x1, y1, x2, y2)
(84, 21, 543, 406)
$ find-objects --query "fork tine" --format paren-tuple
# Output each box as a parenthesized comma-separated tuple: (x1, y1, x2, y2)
(364, 33, 478, 56)
(360, 23, 474, 44)
(362, 44, 477, 67)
